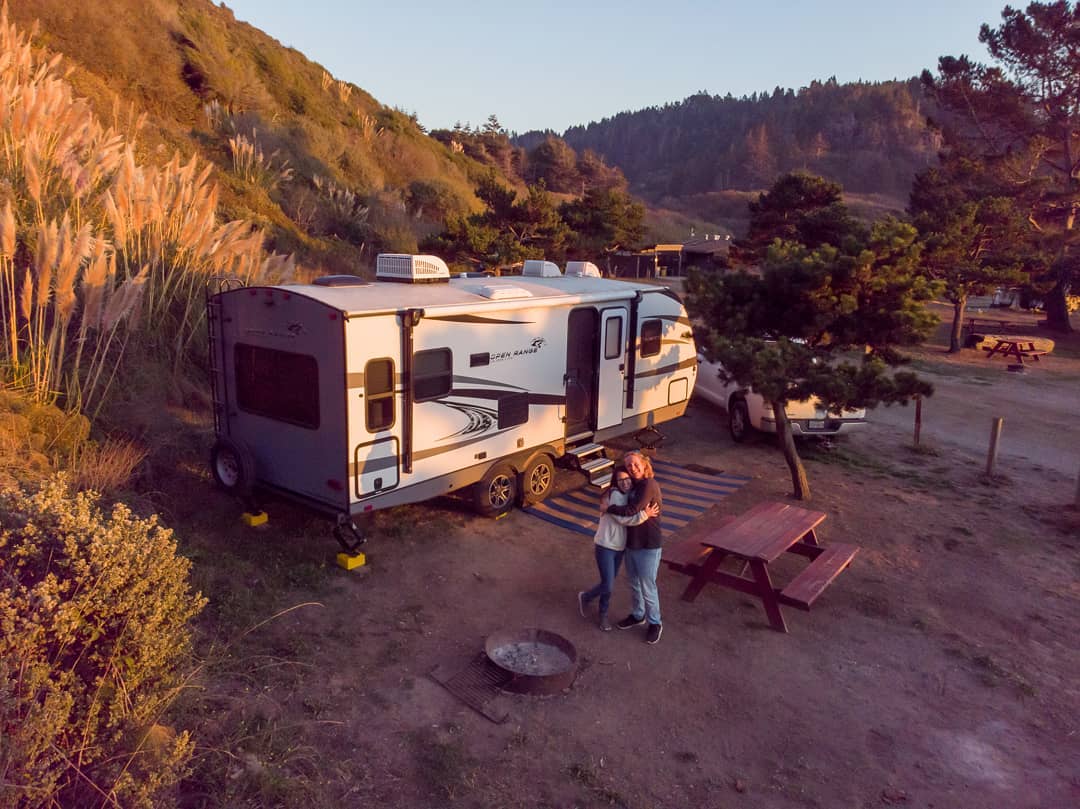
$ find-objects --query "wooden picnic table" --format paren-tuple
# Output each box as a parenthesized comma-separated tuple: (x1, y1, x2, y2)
(662, 501, 858, 633)
(981, 337, 1049, 364)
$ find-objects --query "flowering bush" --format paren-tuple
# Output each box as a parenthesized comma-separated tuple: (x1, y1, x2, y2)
(0, 475, 206, 808)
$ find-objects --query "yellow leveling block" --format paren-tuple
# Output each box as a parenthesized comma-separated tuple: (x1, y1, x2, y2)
(336, 552, 367, 570)
(241, 511, 268, 527)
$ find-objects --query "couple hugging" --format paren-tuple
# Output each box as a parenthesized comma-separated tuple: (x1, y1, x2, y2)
(578, 450, 664, 644)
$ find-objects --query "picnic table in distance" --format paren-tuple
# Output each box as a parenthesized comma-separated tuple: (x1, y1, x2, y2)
(662, 501, 858, 633)
(980, 335, 1052, 364)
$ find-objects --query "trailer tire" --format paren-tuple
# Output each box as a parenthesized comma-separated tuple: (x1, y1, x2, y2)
(728, 398, 751, 444)
(472, 463, 517, 518)
(211, 437, 255, 496)
(518, 454, 555, 506)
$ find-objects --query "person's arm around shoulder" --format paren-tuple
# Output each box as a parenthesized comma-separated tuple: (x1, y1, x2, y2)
(605, 481, 652, 517)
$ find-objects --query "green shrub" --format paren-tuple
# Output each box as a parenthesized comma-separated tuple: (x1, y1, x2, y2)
(0, 475, 206, 808)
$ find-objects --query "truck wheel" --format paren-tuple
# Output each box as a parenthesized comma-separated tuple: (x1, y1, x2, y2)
(728, 399, 751, 443)
(518, 454, 555, 505)
(473, 463, 517, 518)
(211, 437, 255, 495)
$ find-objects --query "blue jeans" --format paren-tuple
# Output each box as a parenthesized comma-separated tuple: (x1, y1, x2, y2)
(624, 547, 662, 625)
(583, 546, 624, 616)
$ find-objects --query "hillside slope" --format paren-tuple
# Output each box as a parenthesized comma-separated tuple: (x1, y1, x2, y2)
(10, 0, 508, 274)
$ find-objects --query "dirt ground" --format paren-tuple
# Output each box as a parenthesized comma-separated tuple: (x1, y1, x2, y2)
(175, 310, 1080, 809)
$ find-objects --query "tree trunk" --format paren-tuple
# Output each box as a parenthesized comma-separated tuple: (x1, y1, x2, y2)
(1043, 280, 1073, 333)
(949, 296, 967, 353)
(773, 401, 810, 500)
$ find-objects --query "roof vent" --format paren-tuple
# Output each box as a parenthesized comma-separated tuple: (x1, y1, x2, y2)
(376, 253, 450, 283)
(479, 285, 532, 300)
(565, 261, 601, 278)
(522, 259, 562, 277)
(312, 274, 371, 287)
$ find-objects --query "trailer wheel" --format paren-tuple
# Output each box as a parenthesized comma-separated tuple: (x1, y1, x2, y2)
(518, 454, 555, 505)
(211, 437, 255, 495)
(728, 398, 751, 444)
(473, 463, 517, 518)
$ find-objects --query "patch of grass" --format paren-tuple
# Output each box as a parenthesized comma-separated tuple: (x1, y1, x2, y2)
(852, 592, 893, 620)
(567, 762, 629, 807)
(970, 654, 1037, 696)
(800, 443, 890, 474)
(409, 727, 477, 801)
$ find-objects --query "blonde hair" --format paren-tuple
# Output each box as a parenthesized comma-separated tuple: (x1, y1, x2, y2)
(622, 450, 654, 479)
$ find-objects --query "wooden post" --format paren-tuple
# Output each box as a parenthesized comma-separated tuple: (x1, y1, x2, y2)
(985, 417, 1004, 477)
(913, 395, 922, 447)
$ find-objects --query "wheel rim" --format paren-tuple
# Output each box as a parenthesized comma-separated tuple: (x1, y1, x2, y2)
(215, 451, 240, 487)
(731, 406, 746, 438)
(528, 463, 552, 495)
(488, 474, 514, 508)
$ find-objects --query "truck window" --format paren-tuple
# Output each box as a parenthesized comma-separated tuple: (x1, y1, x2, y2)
(365, 358, 395, 432)
(640, 319, 662, 357)
(234, 343, 319, 428)
(413, 348, 452, 401)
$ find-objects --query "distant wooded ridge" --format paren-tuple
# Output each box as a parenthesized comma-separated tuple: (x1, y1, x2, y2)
(516, 79, 940, 206)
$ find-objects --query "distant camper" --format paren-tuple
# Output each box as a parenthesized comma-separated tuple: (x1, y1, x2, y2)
(207, 254, 697, 539)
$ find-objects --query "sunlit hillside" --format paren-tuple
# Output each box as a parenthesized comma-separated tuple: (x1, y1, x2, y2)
(10, 0, 524, 275)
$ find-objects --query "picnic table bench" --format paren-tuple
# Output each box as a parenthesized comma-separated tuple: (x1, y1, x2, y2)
(662, 502, 858, 633)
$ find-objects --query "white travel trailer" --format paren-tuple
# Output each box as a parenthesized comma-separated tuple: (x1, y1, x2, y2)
(207, 254, 697, 547)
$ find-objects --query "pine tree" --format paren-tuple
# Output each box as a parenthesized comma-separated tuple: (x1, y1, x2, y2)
(923, 1, 1080, 332)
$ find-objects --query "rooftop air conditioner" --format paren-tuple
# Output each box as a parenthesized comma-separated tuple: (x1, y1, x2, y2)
(522, 259, 562, 277)
(376, 253, 451, 283)
(565, 261, 601, 278)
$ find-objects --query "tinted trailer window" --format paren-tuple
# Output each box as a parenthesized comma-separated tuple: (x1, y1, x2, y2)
(235, 343, 320, 428)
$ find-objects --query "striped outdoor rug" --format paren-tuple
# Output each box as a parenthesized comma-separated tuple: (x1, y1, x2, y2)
(522, 458, 750, 538)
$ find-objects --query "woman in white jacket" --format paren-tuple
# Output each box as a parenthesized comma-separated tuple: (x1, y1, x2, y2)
(578, 470, 658, 630)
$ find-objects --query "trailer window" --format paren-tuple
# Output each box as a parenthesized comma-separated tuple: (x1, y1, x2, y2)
(604, 316, 623, 359)
(365, 358, 395, 432)
(235, 344, 319, 428)
(640, 319, 662, 357)
(413, 348, 452, 401)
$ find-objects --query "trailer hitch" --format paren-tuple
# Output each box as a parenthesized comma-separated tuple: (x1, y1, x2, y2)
(333, 513, 369, 555)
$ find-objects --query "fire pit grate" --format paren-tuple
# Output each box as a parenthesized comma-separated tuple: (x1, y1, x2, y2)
(428, 654, 511, 724)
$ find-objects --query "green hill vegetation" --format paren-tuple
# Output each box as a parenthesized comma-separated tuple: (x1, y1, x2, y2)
(537, 79, 940, 227)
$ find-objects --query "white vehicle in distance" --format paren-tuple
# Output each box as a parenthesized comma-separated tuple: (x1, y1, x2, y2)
(694, 353, 868, 442)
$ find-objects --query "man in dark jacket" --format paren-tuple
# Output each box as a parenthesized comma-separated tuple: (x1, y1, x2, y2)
(605, 450, 664, 644)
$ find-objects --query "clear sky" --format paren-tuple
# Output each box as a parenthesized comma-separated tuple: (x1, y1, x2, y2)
(222, 0, 1010, 135)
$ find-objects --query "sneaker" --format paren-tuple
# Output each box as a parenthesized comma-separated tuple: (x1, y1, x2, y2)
(599, 614, 612, 632)
(646, 623, 663, 644)
(616, 614, 646, 630)
(577, 591, 588, 617)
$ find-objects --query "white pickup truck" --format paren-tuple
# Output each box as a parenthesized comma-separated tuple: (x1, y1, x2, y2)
(694, 353, 868, 442)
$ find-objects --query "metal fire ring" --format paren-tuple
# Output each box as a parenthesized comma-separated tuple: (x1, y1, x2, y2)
(484, 628, 578, 695)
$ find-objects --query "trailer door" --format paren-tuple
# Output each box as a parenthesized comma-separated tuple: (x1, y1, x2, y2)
(596, 307, 627, 430)
(565, 308, 599, 436)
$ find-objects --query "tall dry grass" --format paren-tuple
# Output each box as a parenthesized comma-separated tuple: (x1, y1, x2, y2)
(0, 6, 296, 415)
(227, 129, 294, 190)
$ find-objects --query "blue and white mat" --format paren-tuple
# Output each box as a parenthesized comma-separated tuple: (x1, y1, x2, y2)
(522, 458, 750, 538)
